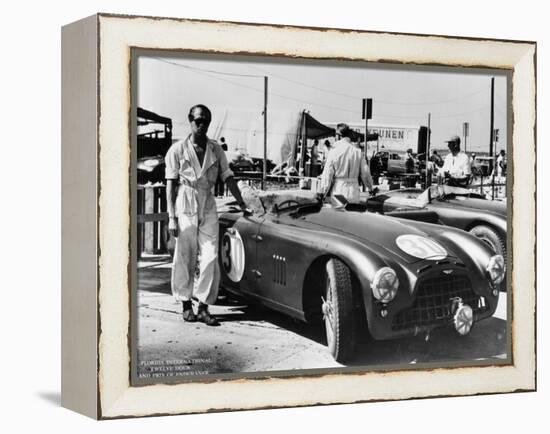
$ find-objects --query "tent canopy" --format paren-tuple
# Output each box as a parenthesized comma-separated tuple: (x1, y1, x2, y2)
(303, 111, 335, 140)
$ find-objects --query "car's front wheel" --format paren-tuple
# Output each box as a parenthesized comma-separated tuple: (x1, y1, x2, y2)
(322, 258, 355, 363)
(469, 224, 507, 291)
(469, 224, 506, 261)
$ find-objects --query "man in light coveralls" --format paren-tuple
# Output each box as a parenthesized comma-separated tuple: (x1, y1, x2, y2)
(319, 123, 374, 202)
(165, 104, 249, 326)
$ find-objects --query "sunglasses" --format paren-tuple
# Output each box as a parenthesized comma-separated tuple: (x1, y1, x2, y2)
(192, 117, 210, 126)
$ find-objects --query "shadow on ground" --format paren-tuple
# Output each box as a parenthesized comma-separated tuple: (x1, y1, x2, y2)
(37, 391, 61, 407)
(217, 297, 508, 367)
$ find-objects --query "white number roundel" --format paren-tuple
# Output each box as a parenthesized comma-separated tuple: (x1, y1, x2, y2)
(221, 229, 245, 282)
(396, 234, 447, 260)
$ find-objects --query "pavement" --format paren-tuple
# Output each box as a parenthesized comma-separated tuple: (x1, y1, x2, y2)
(136, 254, 508, 380)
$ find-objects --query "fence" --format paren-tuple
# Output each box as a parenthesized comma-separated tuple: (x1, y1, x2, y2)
(137, 185, 168, 257)
(468, 175, 507, 200)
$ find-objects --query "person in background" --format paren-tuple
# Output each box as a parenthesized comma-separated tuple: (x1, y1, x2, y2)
(496, 150, 506, 177)
(438, 135, 471, 187)
(215, 137, 228, 196)
(309, 139, 320, 177)
(165, 105, 250, 326)
(310, 139, 319, 165)
(405, 148, 415, 173)
(493, 149, 507, 198)
(470, 152, 477, 171)
(318, 123, 374, 202)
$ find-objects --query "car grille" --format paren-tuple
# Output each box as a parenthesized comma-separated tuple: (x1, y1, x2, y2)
(392, 274, 485, 331)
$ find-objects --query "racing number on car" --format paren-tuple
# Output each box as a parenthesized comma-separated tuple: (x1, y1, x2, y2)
(221, 229, 245, 282)
(396, 234, 447, 260)
(221, 235, 232, 272)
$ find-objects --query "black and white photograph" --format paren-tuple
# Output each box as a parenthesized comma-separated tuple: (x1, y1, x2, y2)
(133, 52, 510, 383)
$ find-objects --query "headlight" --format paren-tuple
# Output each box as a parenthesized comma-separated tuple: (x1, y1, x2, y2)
(371, 267, 399, 302)
(486, 255, 505, 285)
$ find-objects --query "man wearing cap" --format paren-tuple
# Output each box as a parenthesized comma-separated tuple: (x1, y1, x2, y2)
(319, 123, 374, 202)
(165, 104, 250, 326)
(439, 135, 471, 187)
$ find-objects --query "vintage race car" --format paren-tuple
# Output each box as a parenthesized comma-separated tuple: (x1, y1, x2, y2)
(365, 185, 507, 276)
(218, 190, 505, 363)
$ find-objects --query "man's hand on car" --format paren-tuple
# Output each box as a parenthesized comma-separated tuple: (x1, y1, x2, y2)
(239, 202, 253, 216)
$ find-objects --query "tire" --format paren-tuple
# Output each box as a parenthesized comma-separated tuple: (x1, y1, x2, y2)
(469, 224, 507, 291)
(322, 258, 355, 363)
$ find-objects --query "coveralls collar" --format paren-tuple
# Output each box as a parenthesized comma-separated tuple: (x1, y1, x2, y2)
(185, 136, 217, 179)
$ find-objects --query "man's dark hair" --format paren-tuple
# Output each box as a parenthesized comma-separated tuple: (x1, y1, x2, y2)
(188, 104, 212, 122)
(220, 136, 225, 142)
(336, 123, 351, 138)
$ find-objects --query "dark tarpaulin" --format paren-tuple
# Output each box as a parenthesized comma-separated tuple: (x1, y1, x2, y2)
(303, 112, 335, 139)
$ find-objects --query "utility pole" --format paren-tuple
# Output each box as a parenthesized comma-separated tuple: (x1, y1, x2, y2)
(489, 77, 495, 172)
(303, 115, 308, 175)
(262, 76, 268, 190)
(426, 113, 431, 188)
(362, 98, 372, 161)
(364, 105, 369, 161)
(463, 122, 469, 153)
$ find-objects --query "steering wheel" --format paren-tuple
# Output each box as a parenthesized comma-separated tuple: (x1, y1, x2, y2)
(276, 199, 300, 211)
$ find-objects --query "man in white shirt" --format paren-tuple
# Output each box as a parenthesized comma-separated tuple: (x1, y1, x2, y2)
(319, 123, 374, 202)
(439, 135, 471, 187)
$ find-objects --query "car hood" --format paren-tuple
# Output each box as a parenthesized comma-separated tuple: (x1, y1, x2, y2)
(298, 207, 460, 264)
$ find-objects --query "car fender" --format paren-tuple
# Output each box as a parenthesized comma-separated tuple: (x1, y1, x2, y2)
(298, 228, 413, 334)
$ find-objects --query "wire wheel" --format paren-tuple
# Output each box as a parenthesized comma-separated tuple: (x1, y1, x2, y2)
(322, 258, 355, 363)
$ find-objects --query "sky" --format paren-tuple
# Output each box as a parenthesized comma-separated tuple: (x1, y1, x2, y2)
(137, 52, 508, 155)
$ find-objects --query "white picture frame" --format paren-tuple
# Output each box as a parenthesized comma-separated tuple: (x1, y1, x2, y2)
(61, 13, 536, 419)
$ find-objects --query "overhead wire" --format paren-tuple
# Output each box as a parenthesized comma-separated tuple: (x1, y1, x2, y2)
(153, 57, 358, 114)
(151, 57, 493, 121)
(154, 57, 265, 78)
(245, 63, 488, 106)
